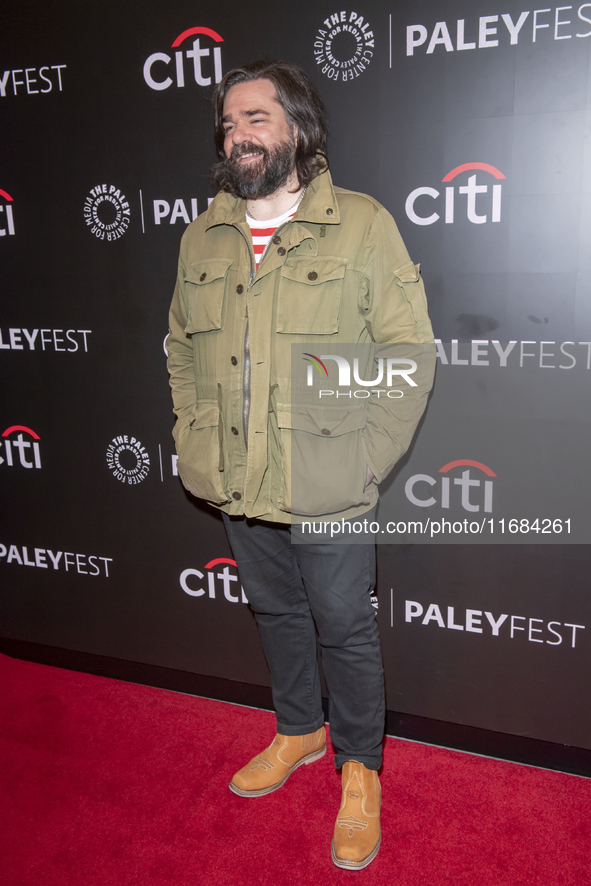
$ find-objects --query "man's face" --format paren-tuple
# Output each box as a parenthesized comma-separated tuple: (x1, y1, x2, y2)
(221, 79, 297, 199)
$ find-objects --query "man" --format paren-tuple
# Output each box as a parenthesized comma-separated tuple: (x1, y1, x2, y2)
(167, 60, 434, 870)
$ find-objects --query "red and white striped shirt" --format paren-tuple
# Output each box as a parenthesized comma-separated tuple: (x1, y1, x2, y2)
(246, 208, 296, 268)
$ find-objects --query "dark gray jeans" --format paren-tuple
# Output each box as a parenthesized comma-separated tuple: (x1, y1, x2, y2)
(222, 512, 385, 770)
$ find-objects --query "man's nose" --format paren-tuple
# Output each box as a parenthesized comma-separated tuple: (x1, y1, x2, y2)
(231, 120, 249, 144)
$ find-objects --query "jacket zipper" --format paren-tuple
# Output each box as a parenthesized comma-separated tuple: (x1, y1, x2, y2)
(235, 219, 291, 452)
(233, 225, 256, 451)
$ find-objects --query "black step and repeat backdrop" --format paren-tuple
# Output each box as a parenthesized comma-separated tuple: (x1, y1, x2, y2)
(2, 0, 591, 753)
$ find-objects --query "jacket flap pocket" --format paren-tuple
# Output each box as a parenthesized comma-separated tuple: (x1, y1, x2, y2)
(393, 260, 420, 283)
(276, 405, 366, 436)
(276, 258, 347, 334)
(185, 258, 233, 285)
(184, 259, 232, 333)
(189, 403, 219, 430)
(280, 257, 347, 285)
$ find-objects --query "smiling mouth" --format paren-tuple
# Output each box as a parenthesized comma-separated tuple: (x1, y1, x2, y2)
(238, 151, 264, 163)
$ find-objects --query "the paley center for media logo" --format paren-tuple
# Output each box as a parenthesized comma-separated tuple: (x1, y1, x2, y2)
(84, 184, 130, 241)
(106, 435, 150, 484)
(314, 11, 375, 81)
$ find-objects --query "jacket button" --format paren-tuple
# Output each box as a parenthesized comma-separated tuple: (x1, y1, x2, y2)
(236, 284, 244, 294)
(321, 428, 331, 435)
(272, 235, 281, 245)
(199, 272, 207, 281)
(277, 247, 286, 256)
(231, 426, 239, 435)
(326, 208, 333, 216)
(232, 492, 242, 500)
(307, 271, 318, 281)
(231, 356, 238, 365)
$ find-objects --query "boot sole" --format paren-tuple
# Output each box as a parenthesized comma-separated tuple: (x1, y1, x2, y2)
(229, 744, 326, 797)
(330, 835, 381, 871)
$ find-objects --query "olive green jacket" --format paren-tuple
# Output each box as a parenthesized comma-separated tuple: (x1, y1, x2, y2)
(167, 169, 434, 523)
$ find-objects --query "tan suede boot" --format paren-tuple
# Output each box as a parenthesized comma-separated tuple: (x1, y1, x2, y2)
(331, 760, 381, 870)
(229, 727, 326, 797)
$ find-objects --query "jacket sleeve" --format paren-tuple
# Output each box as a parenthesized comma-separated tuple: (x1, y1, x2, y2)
(166, 234, 196, 448)
(359, 206, 435, 484)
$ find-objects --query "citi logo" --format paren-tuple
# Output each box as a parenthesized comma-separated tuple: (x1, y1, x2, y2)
(0, 426, 42, 469)
(143, 26, 223, 91)
(0, 189, 15, 236)
(405, 163, 506, 226)
(405, 459, 496, 513)
(303, 352, 417, 398)
(180, 557, 248, 603)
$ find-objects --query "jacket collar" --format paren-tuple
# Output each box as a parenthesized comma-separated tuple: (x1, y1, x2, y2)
(204, 167, 341, 230)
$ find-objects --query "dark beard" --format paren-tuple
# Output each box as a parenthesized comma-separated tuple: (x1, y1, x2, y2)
(212, 136, 297, 199)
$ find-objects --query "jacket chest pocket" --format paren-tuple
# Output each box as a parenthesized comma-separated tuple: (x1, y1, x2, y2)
(183, 258, 233, 333)
(276, 257, 347, 335)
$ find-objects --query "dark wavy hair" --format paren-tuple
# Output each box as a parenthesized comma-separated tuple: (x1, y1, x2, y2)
(212, 59, 328, 192)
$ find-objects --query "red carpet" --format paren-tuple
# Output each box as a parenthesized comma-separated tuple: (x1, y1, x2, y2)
(2, 652, 590, 886)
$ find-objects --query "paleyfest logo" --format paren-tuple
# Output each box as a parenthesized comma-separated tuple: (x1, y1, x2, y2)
(314, 11, 375, 81)
(0, 64, 66, 97)
(404, 598, 585, 648)
(106, 435, 150, 485)
(405, 162, 506, 226)
(0, 189, 15, 237)
(303, 352, 417, 398)
(405, 9, 591, 56)
(143, 26, 223, 90)
(0, 326, 92, 353)
(84, 184, 130, 241)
